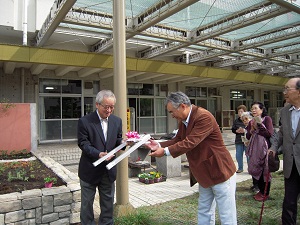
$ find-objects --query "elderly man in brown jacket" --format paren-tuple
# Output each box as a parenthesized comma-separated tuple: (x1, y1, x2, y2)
(147, 91, 237, 225)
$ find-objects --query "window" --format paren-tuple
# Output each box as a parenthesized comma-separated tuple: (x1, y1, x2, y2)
(156, 98, 166, 116)
(276, 91, 284, 107)
(39, 79, 61, 93)
(40, 97, 60, 119)
(62, 80, 81, 94)
(62, 97, 81, 118)
(39, 79, 84, 142)
(155, 84, 168, 97)
(128, 83, 167, 134)
(230, 89, 254, 111)
(230, 90, 246, 99)
(186, 87, 207, 97)
(127, 83, 154, 95)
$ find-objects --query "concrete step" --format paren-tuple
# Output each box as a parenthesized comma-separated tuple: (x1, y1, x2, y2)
(49, 155, 81, 164)
(37, 142, 81, 166)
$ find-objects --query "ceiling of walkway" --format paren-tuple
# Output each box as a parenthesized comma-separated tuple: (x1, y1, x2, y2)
(1, 0, 300, 89)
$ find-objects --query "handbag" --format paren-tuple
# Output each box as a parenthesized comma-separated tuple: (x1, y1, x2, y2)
(268, 152, 280, 172)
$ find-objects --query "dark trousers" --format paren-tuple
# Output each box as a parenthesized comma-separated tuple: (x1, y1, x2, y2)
(252, 177, 259, 188)
(282, 162, 300, 225)
(257, 172, 271, 196)
(80, 174, 115, 225)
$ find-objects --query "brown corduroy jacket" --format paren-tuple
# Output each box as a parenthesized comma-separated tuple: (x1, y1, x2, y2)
(161, 105, 236, 188)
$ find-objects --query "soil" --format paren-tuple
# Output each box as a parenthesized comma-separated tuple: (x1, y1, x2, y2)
(0, 152, 66, 195)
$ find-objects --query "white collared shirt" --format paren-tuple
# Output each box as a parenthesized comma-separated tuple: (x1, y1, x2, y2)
(165, 105, 192, 156)
(289, 105, 300, 137)
(96, 110, 108, 140)
(182, 106, 192, 127)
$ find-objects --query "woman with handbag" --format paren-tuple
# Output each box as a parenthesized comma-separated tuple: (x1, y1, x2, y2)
(245, 101, 274, 201)
(241, 111, 260, 194)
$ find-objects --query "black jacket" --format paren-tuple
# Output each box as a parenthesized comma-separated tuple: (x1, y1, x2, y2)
(77, 111, 123, 184)
(231, 117, 245, 144)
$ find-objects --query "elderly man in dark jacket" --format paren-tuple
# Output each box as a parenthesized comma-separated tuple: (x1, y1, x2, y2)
(269, 77, 300, 225)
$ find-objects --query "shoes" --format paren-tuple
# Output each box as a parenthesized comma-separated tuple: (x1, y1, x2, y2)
(253, 192, 269, 202)
(253, 187, 260, 194)
(253, 188, 260, 194)
(236, 169, 243, 173)
(250, 186, 260, 194)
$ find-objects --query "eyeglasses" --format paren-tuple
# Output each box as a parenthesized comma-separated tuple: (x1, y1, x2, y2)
(98, 103, 115, 110)
(282, 87, 297, 93)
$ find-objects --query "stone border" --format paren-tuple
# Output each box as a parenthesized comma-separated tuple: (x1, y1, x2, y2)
(0, 152, 81, 224)
(0, 156, 37, 163)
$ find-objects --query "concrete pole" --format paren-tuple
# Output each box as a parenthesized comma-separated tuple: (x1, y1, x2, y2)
(22, 0, 28, 46)
(113, 0, 134, 216)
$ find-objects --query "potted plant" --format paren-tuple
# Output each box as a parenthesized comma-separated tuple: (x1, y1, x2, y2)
(44, 177, 57, 188)
(148, 173, 155, 184)
(150, 171, 163, 183)
(137, 173, 148, 183)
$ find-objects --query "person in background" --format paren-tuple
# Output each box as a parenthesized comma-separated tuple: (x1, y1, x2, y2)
(269, 77, 300, 225)
(240, 111, 252, 147)
(146, 91, 237, 225)
(241, 112, 259, 194)
(245, 101, 274, 202)
(231, 105, 248, 173)
(77, 90, 124, 225)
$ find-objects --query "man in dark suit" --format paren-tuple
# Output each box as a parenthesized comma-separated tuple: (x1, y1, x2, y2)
(77, 90, 123, 225)
(269, 77, 300, 225)
(146, 91, 237, 225)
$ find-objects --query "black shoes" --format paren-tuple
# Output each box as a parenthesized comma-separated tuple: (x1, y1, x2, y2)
(250, 185, 260, 194)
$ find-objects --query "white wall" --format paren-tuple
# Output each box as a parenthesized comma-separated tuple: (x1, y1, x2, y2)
(0, 0, 14, 27)
(36, 0, 55, 30)
(14, 0, 36, 32)
(0, 0, 54, 32)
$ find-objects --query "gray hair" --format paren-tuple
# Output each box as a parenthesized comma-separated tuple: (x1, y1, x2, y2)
(165, 91, 191, 108)
(96, 90, 116, 103)
(241, 111, 252, 120)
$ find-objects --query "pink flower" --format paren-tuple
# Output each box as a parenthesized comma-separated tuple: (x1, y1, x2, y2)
(125, 131, 140, 139)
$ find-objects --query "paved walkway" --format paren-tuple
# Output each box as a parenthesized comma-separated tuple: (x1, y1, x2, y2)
(37, 130, 255, 215)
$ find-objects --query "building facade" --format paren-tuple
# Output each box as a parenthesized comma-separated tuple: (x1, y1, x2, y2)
(1, 0, 295, 143)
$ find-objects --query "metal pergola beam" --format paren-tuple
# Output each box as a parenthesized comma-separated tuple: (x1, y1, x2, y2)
(139, 2, 288, 58)
(46, 0, 300, 80)
(192, 1, 272, 37)
(268, 0, 300, 14)
(35, 0, 76, 46)
(187, 25, 300, 66)
(214, 42, 300, 68)
(64, 7, 113, 30)
(58, 1, 298, 78)
(92, 0, 198, 53)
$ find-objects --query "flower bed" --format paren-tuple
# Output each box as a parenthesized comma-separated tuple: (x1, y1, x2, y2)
(0, 151, 81, 224)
